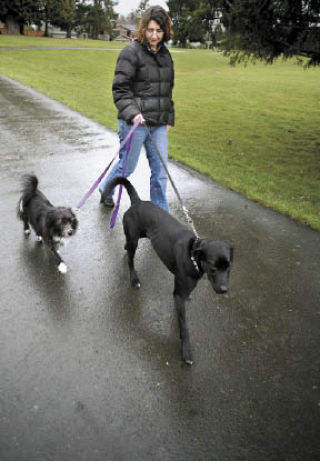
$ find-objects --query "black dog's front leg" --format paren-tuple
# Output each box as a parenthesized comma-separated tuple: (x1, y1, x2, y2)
(174, 294, 192, 365)
(174, 277, 197, 365)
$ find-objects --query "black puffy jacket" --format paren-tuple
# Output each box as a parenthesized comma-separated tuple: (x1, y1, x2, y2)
(112, 40, 174, 126)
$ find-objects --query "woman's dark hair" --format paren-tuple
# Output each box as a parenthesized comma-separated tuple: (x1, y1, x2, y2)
(136, 5, 172, 43)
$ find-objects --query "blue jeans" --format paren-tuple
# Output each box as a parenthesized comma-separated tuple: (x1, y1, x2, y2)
(99, 120, 169, 211)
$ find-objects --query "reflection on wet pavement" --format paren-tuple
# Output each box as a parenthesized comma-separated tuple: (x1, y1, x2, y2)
(1, 75, 320, 460)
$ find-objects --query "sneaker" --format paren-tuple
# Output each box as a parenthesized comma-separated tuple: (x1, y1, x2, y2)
(100, 194, 115, 208)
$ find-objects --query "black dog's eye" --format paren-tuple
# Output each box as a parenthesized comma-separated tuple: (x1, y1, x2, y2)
(216, 259, 230, 270)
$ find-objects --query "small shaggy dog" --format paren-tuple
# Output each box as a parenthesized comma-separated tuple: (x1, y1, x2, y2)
(17, 174, 78, 273)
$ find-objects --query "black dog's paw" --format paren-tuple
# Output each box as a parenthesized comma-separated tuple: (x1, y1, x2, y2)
(182, 345, 193, 366)
(130, 276, 141, 290)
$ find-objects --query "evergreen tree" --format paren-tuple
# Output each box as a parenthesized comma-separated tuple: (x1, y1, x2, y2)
(50, 0, 78, 38)
(0, 0, 40, 34)
(167, 0, 319, 64)
(38, 0, 56, 36)
(217, 0, 320, 66)
(103, 0, 118, 40)
(167, 0, 199, 46)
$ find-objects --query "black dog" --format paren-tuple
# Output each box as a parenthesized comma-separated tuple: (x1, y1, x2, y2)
(17, 174, 78, 273)
(103, 177, 233, 365)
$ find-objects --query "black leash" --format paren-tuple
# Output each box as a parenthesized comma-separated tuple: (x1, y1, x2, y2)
(144, 123, 200, 240)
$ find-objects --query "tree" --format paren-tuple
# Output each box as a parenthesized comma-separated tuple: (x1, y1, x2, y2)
(85, 0, 107, 39)
(38, 0, 57, 36)
(0, 0, 40, 34)
(74, 0, 91, 36)
(167, 0, 319, 64)
(103, 0, 118, 40)
(136, 0, 150, 17)
(124, 0, 150, 26)
(75, 0, 117, 40)
(167, 0, 200, 46)
(0, 0, 118, 38)
(50, 0, 78, 38)
(194, 0, 224, 46)
(217, 0, 320, 66)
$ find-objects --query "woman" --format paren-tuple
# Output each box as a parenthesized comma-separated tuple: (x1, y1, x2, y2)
(99, 5, 174, 212)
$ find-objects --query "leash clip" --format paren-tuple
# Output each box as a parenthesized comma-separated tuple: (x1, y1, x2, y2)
(190, 253, 200, 273)
(182, 206, 200, 240)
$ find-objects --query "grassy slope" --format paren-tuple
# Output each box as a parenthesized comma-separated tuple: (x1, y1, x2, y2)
(172, 51, 320, 228)
(0, 35, 124, 48)
(0, 36, 319, 229)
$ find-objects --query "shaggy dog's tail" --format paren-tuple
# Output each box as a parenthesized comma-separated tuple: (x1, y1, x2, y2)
(21, 174, 39, 194)
(17, 174, 39, 219)
(103, 177, 141, 205)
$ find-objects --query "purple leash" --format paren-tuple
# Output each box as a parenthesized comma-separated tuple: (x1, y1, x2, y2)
(109, 130, 134, 228)
(75, 118, 141, 211)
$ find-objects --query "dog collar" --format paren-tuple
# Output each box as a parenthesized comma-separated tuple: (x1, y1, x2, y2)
(189, 238, 203, 277)
(190, 253, 201, 274)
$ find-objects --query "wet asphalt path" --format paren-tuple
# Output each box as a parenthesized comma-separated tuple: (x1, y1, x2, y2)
(1, 75, 320, 460)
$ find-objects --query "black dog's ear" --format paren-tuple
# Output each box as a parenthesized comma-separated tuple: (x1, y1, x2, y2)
(191, 238, 206, 254)
(225, 241, 234, 263)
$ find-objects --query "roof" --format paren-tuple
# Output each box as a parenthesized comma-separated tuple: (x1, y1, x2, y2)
(113, 23, 136, 31)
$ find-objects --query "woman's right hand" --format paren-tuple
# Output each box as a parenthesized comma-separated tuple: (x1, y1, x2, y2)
(132, 113, 145, 124)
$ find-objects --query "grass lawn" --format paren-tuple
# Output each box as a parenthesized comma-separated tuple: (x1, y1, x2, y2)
(0, 34, 125, 49)
(1, 35, 319, 230)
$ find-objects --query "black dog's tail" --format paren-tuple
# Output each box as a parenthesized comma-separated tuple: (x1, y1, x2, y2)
(104, 177, 141, 205)
(17, 174, 39, 219)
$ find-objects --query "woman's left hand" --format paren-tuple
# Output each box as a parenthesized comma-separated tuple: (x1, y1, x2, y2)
(167, 125, 172, 131)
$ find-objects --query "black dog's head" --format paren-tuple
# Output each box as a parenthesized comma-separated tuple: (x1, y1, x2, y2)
(192, 239, 233, 294)
(46, 207, 78, 242)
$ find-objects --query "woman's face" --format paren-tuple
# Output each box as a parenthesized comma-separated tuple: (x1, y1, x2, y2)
(145, 20, 164, 50)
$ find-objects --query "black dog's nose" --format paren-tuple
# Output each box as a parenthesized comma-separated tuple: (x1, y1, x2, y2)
(218, 285, 228, 294)
(68, 229, 73, 236)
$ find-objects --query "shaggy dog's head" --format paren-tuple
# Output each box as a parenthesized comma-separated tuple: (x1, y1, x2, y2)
(46, 207, 78, 242)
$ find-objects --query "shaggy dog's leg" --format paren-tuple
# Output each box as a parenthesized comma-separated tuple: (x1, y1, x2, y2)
(19, 201, 31, 236)
(48, 242, 67, 274)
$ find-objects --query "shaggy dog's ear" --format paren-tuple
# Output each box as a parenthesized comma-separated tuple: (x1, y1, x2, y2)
(45, 210, 59, 228)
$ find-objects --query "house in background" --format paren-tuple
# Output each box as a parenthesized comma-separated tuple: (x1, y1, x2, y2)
(112, 23, 136, 41)
(0, 19, 136, 41)
(0, 20, 8, 34)
(0, 20, 79, 38)
(47, 25, 78, 39)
